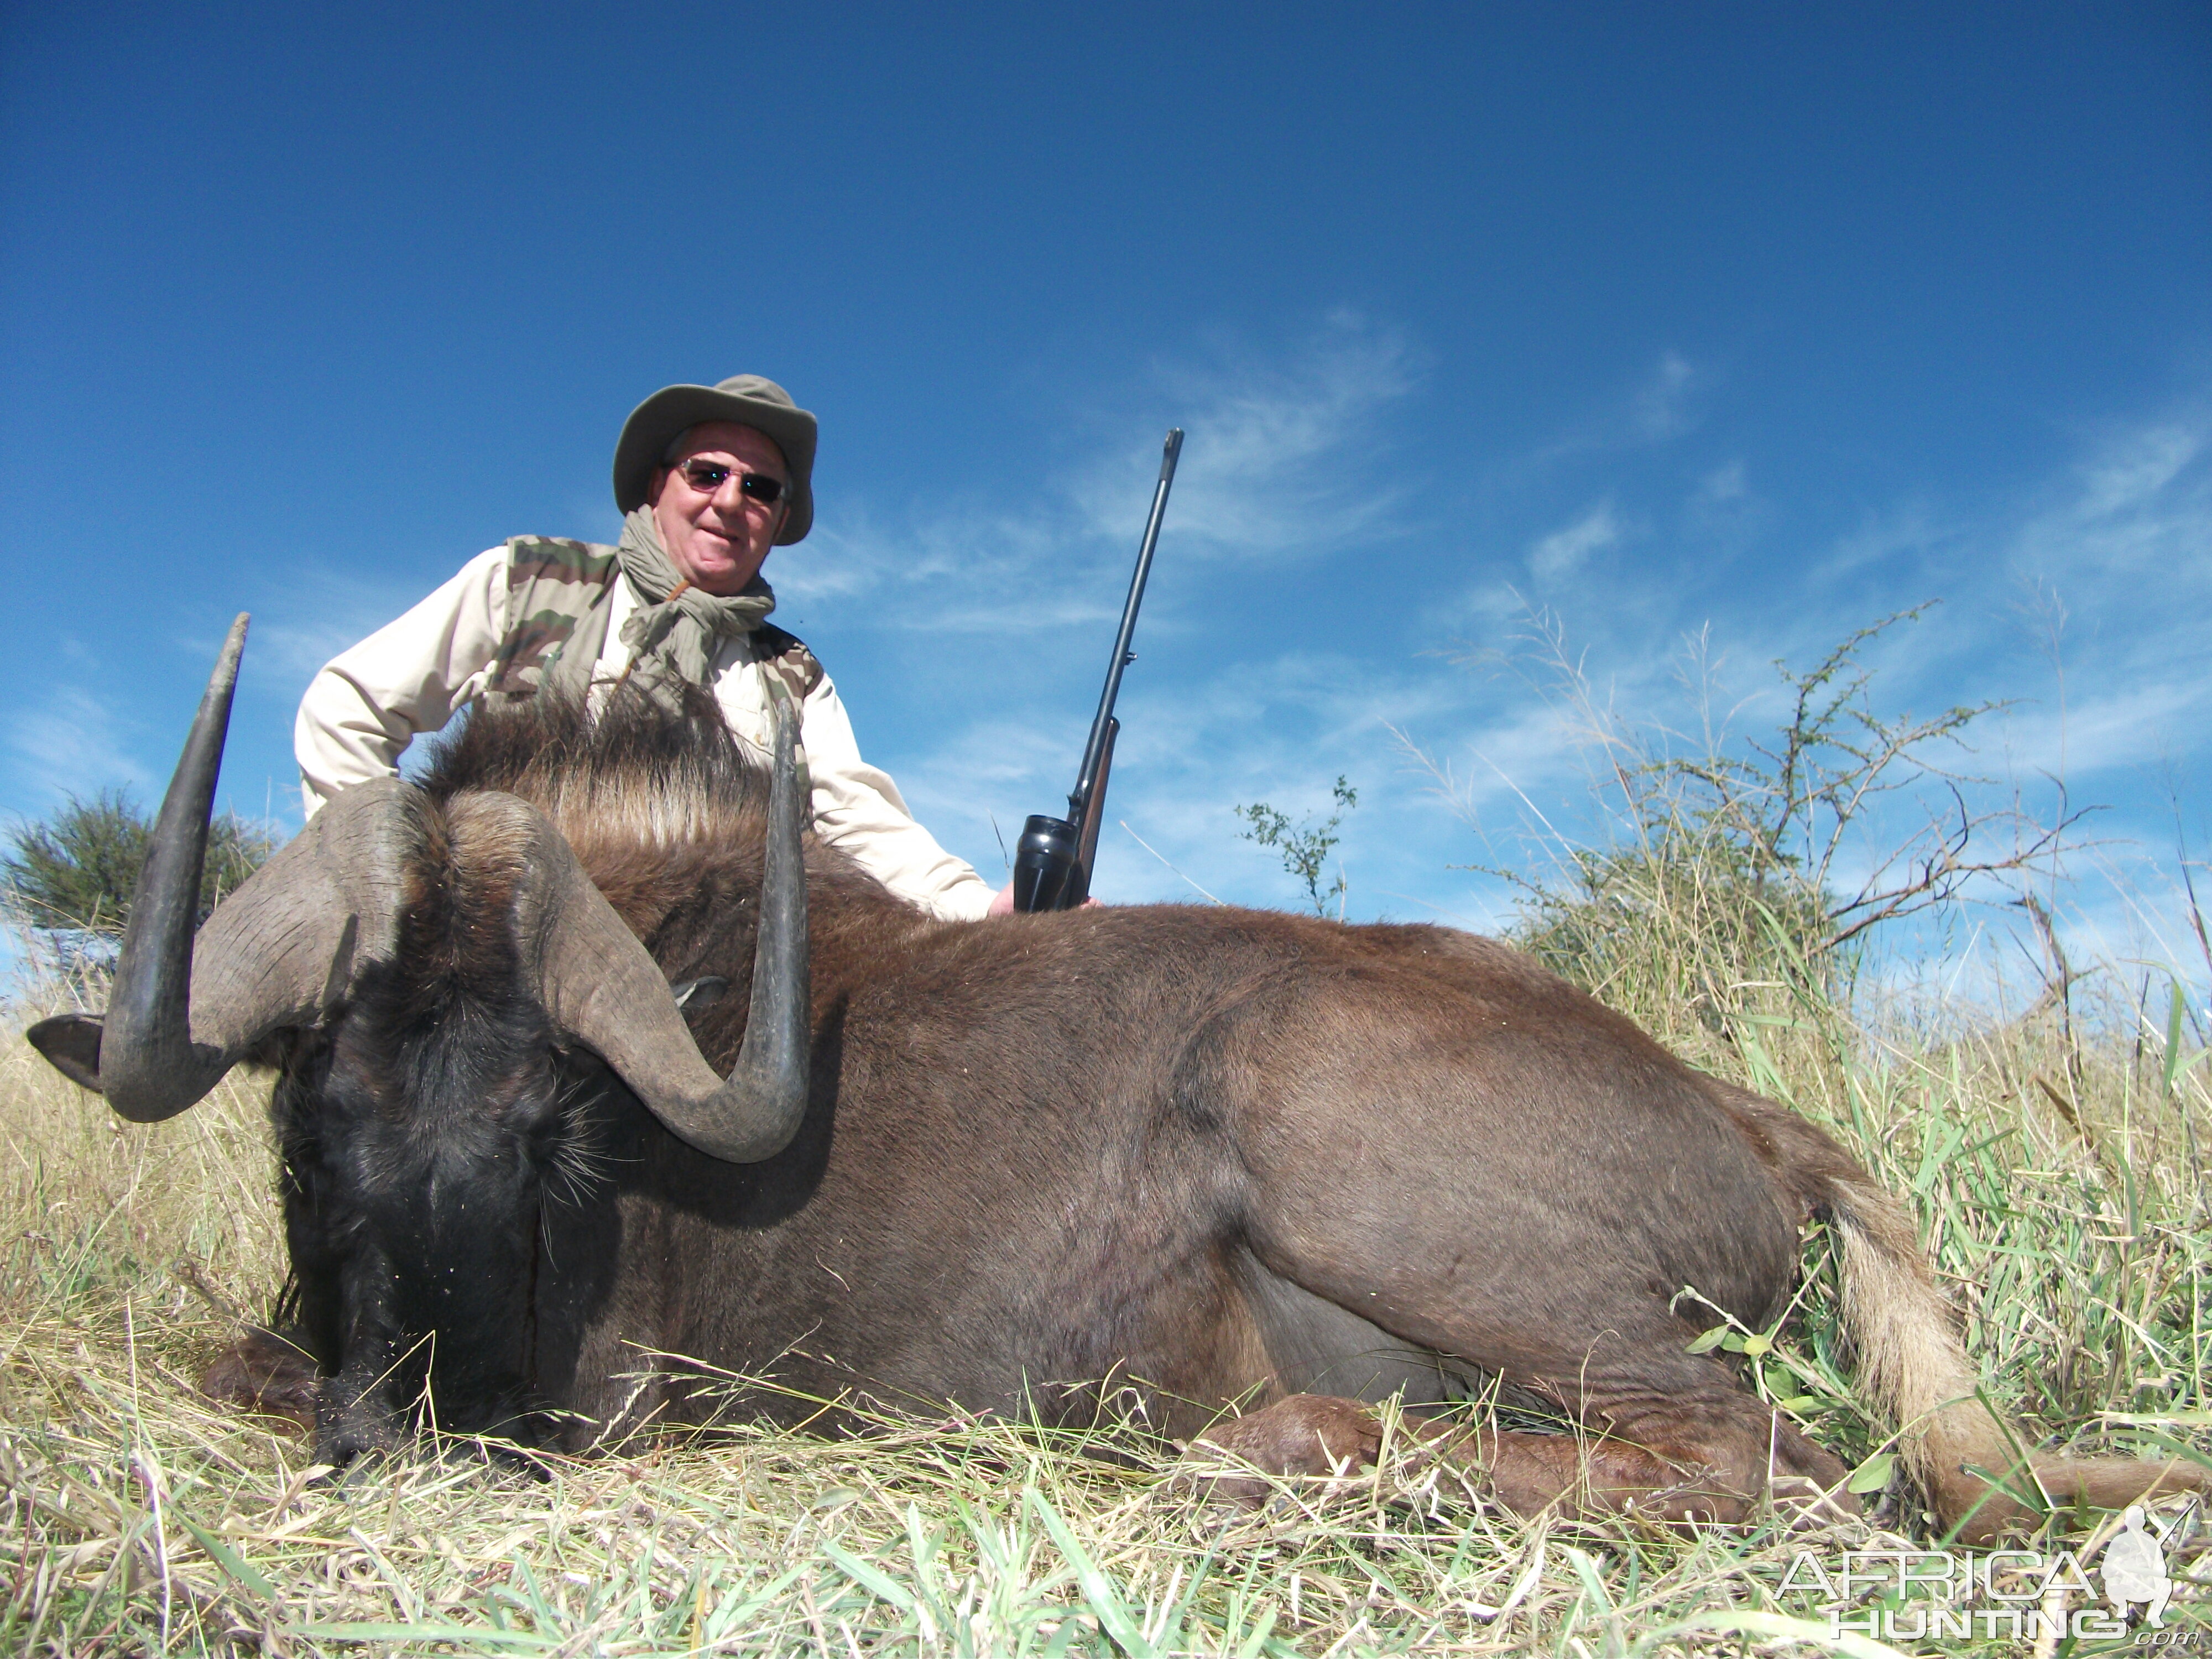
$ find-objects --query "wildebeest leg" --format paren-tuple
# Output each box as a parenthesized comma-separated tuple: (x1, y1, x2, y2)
(1183, 1388, 1853, 1527)
(1236, 1189, 1850, 1521)
(1230, 1007, 1850, 1523)
(1416, 1400, 1855, 1526)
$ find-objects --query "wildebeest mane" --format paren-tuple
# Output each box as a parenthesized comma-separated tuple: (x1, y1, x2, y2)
(421, 682, 769, 852)
(421, 683, 912, 952)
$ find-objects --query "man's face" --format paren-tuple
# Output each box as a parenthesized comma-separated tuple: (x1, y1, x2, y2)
(647, 421, 792, 596)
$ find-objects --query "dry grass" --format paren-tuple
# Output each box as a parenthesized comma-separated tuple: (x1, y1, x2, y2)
(4, 966, 2208, 1655)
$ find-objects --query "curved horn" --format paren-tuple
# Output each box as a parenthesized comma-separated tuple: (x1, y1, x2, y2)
(521, 702, 810, 1162)
(28, 617, 414, 1118)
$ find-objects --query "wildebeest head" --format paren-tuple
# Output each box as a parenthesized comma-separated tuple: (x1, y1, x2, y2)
(27, 616, 812, 1457)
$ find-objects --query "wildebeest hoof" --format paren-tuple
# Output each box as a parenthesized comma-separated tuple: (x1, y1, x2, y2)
(1177, 1395, 1385, 1507)
(443, 1433, 557, 1484)
(199, 1327, 319, 1434)
(1766, 1472, 1861, 1533)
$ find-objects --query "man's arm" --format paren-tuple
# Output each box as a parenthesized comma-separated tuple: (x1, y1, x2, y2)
(294, 548, 510, 816)
(788, 678, 1000, 921)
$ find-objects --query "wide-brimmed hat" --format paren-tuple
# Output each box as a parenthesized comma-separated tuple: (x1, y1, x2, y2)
(612, 374, 817, 544)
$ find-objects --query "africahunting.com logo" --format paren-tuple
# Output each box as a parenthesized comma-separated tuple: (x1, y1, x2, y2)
(1778, 1504, 2203, 1645)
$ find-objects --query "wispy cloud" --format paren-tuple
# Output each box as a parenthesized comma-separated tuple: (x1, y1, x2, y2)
(1992, 680, 2212, 780)
(1507, 349, 1713, 484)
(1078, 316, 1421, 559)
(891, 635, 1511, 917)
(779, 317, 1422, 638)
(1819, 501, 1952, 580)
(1527, 499, 1621, 582)
(865, 369, 2212, 953)
(2074, 421, 2202, 520)
(1632, 350, 1699, 442)
(238, 567, 445, 699)
(1694, 460, 1746, 505)
(2012, 410, 2212, 583)
(4, 684, 155, 808)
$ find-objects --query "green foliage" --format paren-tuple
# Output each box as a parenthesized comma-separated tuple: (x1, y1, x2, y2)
(1474, 610, 2074, 1050)
(1509, 805, 1840, 1049)
(2, 789, 276, 946)
(1235, 775, 1357, 916)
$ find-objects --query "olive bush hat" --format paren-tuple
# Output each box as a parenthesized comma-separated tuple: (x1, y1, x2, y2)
(613, 374, 817, 544)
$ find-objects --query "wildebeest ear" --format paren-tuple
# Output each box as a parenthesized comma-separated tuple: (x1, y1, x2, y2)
(27, 1014, 105, 1094)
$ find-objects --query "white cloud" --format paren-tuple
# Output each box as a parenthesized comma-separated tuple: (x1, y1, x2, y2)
(780, 317, 1423, 638)
(887, 637, 1512, 919)
(2075, 422, 2201, 520)
(1090, 319, 1420, 560)
(1632, 351, 1698, 441)
(4, 684, 154, 807)
(1820, 501, 1950, 579)
(2013, 411, 2212, 583)
(1695, 460, 1747, 504)
(1991, 680, 2212, 781)
(238, 567, 444, 697)
(1517, 349, 1710, 473)
(1526, 500, 1620, 582)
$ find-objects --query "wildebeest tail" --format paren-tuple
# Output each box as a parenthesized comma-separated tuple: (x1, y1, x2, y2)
(1819, 1163, 2208, 1542)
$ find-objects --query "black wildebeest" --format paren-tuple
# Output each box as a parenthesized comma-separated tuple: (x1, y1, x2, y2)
(29, 619, 2205, 1541)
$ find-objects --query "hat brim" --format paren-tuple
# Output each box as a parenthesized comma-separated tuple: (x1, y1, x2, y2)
(613, 384, 817, 544)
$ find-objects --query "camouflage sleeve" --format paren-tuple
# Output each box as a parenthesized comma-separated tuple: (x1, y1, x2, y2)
(294, 547, 510, 817)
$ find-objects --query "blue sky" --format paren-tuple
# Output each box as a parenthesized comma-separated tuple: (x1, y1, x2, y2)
(4, 4, 2208, 993)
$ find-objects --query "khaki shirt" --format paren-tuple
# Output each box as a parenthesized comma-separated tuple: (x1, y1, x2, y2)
(294, 547, 997, 921)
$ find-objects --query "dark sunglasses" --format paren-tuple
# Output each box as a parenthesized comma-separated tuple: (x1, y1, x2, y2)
(673, 459, 787, 504)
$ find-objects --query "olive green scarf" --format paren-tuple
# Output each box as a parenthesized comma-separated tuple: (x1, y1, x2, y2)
(613, 507, 776, 701)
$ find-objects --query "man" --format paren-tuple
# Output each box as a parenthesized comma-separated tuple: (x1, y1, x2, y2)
(296, 374, 1010, 920)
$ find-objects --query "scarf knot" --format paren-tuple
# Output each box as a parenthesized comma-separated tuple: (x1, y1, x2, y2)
(613, 507, 775, 701)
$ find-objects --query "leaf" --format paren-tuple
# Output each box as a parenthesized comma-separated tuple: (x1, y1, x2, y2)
(819, 1538, 917, 1612)
(704, 1564, 806, 1643)
(1684, 1325, 1731, 1354)
(1848, 1451, 1895, 1495)
(176, 1515, 276, 1603)
(1739, 1332, 1772, 1358)
(1233, 1606, 1279, 1659)
(2167, 981, 2188, 1092)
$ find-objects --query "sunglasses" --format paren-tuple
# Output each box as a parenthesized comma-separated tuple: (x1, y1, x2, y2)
(672, 459, 787, 504)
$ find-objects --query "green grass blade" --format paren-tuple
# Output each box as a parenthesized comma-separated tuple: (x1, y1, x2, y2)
(1026, 1487, 1153, 1658)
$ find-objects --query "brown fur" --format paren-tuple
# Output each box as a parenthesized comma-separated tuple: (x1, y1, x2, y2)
(218, 688, 2204, 1538)
(199, 1328, 319, 1434)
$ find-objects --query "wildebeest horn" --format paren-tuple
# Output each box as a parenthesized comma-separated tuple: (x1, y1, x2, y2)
(517, 699, 810, 1163)
(27, 617, 414, 1117)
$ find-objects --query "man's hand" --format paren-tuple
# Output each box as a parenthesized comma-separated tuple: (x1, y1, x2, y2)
(987, 881, 1098, 916)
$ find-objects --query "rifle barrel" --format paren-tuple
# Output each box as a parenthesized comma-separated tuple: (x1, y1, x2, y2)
(1070, 428, 1182, 828)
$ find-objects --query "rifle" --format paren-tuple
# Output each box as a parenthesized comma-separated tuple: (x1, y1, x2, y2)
(1011, 428, 1183, 911)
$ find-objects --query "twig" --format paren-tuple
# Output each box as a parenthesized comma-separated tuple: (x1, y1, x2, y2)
(1117, 822, 1223, 905)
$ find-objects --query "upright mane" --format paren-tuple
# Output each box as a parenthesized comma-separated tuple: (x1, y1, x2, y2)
(418, 684, 919, 945)
(421, 684, 771, 852)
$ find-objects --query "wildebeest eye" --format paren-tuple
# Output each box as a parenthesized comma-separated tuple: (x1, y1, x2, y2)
(670, 976, 729, 1010)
